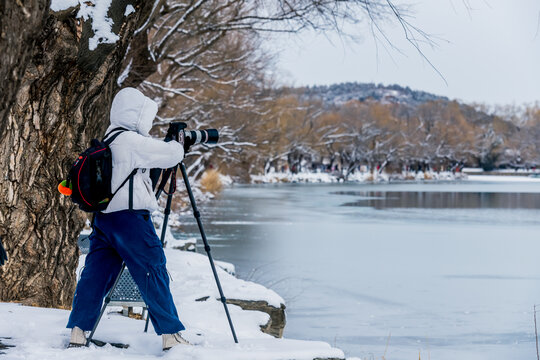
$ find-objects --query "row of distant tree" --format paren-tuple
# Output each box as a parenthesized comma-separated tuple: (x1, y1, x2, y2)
(242, 95, 540, 179)
(169, 80, 540, 180)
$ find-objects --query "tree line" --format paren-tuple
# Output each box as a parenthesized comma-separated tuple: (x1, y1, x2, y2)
(181, 85, 540, 181)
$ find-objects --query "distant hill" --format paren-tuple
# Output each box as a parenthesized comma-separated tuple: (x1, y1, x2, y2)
(297, 82, 449, 107)
(295, 82, 515, 134)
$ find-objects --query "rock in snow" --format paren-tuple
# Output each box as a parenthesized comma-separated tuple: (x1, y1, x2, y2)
(226, 299, 287, 338)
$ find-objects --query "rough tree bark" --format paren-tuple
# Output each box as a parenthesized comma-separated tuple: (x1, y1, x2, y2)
(0, 0, 50, 137)
(0, 1, 154, 308)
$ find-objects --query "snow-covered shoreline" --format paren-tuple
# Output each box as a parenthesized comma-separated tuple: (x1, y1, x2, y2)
(251, 170, 468, 184)
(0, 241, 346, 360)
(250, 169, 540, 184)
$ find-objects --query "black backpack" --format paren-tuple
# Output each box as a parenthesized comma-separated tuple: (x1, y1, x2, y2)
(65, 127, 137, 212)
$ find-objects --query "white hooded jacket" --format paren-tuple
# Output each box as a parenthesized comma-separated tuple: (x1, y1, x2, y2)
(102, 87, 184, 213)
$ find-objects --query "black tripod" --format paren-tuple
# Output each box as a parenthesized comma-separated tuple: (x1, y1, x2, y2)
(150, 162, 239, 343)
(87, 161, 238, 346)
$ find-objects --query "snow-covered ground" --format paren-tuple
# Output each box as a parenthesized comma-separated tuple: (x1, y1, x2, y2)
(0, 248, 345, 359)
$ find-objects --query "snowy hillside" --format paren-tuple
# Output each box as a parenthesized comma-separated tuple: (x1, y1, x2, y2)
(300, 82, 449, 107)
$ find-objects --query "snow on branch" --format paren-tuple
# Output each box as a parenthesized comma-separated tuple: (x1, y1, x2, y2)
(142, 81, 198, 102)
(78, 0, 119, 50)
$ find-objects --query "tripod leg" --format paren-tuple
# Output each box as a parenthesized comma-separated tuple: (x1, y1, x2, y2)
(144, 310, 150, 332)
(145, 167, 175, 333)
(156, 167, 176, 247)
(86, 263, 126, 346)
(160, 174, 176, 247)
(179, 162, 239, 343)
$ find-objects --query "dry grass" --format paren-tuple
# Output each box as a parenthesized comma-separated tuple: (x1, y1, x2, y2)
(200, 169, 223, 194)
(116, 307, 145, 320)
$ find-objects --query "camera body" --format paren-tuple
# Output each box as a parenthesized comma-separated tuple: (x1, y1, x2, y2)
(165, 122, 187, 143)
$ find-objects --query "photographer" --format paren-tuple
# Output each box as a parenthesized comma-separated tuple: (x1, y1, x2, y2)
(66, 87, 190, 350)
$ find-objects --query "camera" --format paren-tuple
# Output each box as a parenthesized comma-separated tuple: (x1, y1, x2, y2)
(151, 122, 219, 190)
(165, 122, 219, 150)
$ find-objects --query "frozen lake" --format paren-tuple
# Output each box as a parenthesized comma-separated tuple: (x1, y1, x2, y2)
(175, 179, 540, 359)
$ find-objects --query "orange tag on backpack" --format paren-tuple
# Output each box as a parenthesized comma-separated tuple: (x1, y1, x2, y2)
(58, 180, 72, 196)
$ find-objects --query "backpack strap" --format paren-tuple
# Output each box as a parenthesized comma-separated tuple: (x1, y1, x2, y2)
(104, 128, 138, 210)
(103, 126, 128, 140)
(111, 169, 138, 209)
(129, 172, 134, 211)
(103, 127, 128, 145)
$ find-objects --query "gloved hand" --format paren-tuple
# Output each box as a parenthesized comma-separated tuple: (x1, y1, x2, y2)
(0, 237, 7, 266)
(183, 133, 195, 153)
(164, 125, 190, 153)
(165, 128, 192, 153)
(165, 125, 177, 142)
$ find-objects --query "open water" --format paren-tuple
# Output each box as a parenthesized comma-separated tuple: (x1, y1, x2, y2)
(175, 179, 540, 360)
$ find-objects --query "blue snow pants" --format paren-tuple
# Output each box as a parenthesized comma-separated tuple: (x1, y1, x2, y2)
(66, 210, 185, 335)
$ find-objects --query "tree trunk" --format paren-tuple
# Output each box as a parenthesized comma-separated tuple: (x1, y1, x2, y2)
(0, 1, 154, 308)
(0, 0, 50, 137)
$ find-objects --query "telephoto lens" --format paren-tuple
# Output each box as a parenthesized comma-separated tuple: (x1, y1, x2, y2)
(185, 129, 219, 148)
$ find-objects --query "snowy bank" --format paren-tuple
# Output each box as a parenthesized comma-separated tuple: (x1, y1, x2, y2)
(465, 174, 540, 183)
(0, 247, 345, 360)
(251, 170, 467, 184)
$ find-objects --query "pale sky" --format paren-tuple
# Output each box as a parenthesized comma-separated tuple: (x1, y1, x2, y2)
(269, 0, 540, 106)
